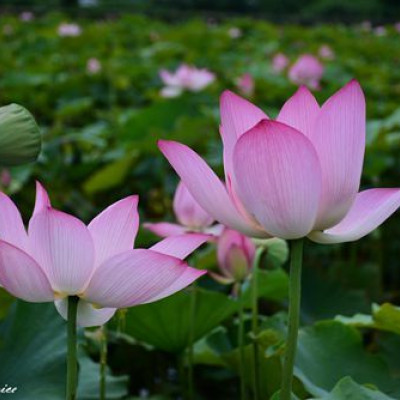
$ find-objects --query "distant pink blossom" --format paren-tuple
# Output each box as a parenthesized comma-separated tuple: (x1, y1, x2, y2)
(144, 181, 222, 238)
(395, 23, 400, 33)
(236, 73, 254, 97)
(374, 26, 387, 36)
(272, 53, 289, 73)
(0, 170, 11, 188)
(211, 228, 255, 285)
(0, 182, 206, 327)
(160, 86, 183, 98)
(87, 58, 101, 74)
(318, 45, 335, 60)
(58, 23, 82, 37)
(228, 27, 242, 39)
(288, 54, 324, 90)
(20, 12, 34, 22)
(159, 64, 215, 98)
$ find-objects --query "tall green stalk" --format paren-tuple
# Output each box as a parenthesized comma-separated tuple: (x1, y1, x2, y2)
(100, 325, 107, 400)
(280, 239, 304, 400)
(237, 283, 246, 400)
(251, 247, 264, 400)
(187, 283, 197, 400)
(66, 296, 79, 400)
(178, 353, 186, 398)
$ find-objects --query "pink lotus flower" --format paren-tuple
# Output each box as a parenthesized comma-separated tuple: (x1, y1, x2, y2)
(159, 81, 400, 243)
(58, 23, 82, 37)
(318, 45, 335, 60)
(288, 54, 324, 90)
(374, 26, 387, 36)
(211, 228, 255, 285)
(0, 183, 207, 327)
(144, 181, 222, 237)
(159, 64, 215, 98)
(87, 58, 102, 75)
(236, 73, 254, 97)
(272, 53, 289, 73)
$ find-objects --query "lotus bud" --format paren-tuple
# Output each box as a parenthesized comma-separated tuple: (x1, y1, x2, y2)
(212, 228, 255, 285)
(0, 104, 41, 166)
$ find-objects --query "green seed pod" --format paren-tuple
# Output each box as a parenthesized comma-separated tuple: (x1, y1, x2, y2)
(0, 104, 41, 166)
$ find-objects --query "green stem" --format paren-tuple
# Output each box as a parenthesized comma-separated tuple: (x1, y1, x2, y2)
(187, 283, 197, 400)
(251, 247, 264, 400)
(280, 239, 304, 400)
(178, 353, 186, 397)
(238, 282, 246, 400)
(66, 296, 79, 400)
(100, 325, 107, 400)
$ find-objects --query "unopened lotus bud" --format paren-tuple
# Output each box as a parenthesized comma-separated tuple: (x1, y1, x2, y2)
(212, 228, 255, 284)
(0, 104, 41, 166)
(225, 243, 252, 282)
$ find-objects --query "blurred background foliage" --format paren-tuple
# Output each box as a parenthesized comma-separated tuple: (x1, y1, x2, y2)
(3, 0, 400, 22)
(1, 4, 400, 399)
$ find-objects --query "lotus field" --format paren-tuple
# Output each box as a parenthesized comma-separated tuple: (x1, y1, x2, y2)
(1, 11, 400, 400)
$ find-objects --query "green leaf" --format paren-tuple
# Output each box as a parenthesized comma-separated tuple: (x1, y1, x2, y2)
(120, 288, 238, 353)
(119, 97, 201, 151)
(222, 342, 283, 398)
(78, 355, 128, 400)
(0, 301, 128, 400)
(256, 268, 288, 302)
(270, 390, 300, 400)
(193, 332, 227, 367)
(0, 301, 66, 399)
(301, 268, 369, 322)
(266, 239, 289, 268)
(242, 268, 289, 306)
(194, 315, 307, 399)
(253, 238, 289, 268)
(0, 104, 41, 166)
(336, 303, 400, 335)
(0, 72, 52, 88)
(382, 108, 400, 130)
(335, 312, 374, 327)
(127, 397, 170, 400)
(319, 377, 397, 400)
(295, 321, 399, 397)
(0, 290, 15, 320)
(56, 98, 93, 119)
(83, 154, 136, 194)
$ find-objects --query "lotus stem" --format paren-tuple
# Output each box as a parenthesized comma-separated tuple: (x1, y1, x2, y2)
(280, 239, 304, 400)
(100, 325, 107, 400)
(251, 247, 264, 400)
(66, 296, 79, 400)
(187, 283, 197, 400)
(238, 282, 246, 400)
